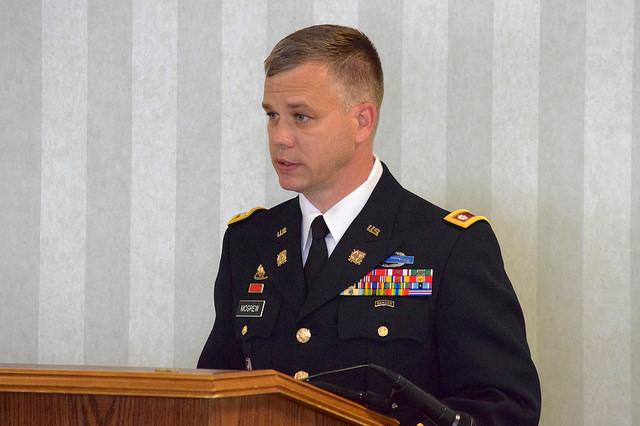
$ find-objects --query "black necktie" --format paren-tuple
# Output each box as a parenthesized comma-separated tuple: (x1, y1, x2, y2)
(304, 215, 330, 287)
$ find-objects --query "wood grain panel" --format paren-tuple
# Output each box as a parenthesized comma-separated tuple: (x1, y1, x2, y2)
(0, 365, 397, 425)
(0, 392, 369, 426)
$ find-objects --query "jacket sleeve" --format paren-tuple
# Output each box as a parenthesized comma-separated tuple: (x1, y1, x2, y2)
(436, 222, 541, 425)
(197, 228, 244, 370)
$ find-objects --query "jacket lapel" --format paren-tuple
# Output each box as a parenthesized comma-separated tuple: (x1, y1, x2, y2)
(256, 199, 307, 308)
(298, 165, 404, 320)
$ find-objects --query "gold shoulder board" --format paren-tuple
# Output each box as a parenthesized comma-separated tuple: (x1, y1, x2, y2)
(228, 206, 266, 225)
(444, 209, 489, 229)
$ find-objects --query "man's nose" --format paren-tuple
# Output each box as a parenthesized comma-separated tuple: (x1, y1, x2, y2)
(270, 121, 295, 147)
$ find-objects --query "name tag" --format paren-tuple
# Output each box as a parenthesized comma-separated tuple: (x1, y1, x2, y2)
(236, 300, 265, 317)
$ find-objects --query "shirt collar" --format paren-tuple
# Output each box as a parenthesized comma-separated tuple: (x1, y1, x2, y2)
(299, 155, 383, 251)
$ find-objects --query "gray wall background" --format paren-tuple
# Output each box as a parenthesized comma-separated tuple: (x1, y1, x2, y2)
(1, 1, 638, 424)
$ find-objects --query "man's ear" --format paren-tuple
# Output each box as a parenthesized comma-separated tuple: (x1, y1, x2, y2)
(353, 102, 378, 144)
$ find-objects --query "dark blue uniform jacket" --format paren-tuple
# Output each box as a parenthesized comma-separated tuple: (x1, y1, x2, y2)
(198, 164, 541, 425)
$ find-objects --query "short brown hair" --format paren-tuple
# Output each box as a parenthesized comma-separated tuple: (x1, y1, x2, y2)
(264, 24, 384, 109)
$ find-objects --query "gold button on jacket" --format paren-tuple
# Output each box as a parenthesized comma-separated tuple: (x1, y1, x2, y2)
(377, 325, 389, 337)
(296, 327, 311, 343)
(293, 370, 309, 380)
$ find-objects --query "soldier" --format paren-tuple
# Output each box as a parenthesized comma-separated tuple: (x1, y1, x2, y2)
(198, 24, 541, 426)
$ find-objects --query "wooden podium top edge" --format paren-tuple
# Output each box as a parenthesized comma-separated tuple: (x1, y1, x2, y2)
(0, 364, 398, 425)
(0, 363, 305, 393)
(0, 363, 231, 377)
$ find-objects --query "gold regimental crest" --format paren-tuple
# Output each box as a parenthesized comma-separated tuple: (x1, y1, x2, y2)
(277, 249, 287, 267)
(277, 227, 287, 238)
(443, 209, 489, 229)
(348, 249, 366, 265)
(254, 264, 268, 280)
(366, 224, 381, 237)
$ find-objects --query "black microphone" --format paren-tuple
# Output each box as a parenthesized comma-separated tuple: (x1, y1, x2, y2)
(305, 364, 475, 426)
(310, 380, 393, 412)
(368, 364, 475, 426)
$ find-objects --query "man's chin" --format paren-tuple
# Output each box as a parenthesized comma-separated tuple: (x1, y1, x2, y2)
(277, 177, 306, 194)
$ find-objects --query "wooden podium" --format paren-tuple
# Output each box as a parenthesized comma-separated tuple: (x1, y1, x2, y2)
(0, 364, 398, 425)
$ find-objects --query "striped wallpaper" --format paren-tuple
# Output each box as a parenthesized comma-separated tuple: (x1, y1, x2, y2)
(1, 1, 638, 424)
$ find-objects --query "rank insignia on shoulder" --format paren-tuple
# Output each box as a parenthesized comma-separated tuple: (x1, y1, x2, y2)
(228, 206, 266, 225)
(444, 209, 488, 229)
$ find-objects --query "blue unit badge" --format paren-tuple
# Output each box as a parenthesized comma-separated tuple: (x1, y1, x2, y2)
(380, 251, 414, 267)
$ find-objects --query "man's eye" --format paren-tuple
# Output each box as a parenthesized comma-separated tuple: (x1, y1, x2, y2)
(265, 112, 278, 120)
(294, 113, 309, 123)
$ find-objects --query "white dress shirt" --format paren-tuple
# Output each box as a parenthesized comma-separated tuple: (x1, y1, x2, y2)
(299, 156, 383, 265)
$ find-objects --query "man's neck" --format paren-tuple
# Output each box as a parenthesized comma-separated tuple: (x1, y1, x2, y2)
(304, 155, 376, 213)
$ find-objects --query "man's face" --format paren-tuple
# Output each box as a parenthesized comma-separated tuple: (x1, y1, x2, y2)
(262, 62, 359, 199)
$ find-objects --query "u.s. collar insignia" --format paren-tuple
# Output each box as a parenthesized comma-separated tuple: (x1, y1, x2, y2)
(348, 249, 366, 265)
(277, 227, 287, 238)
(277, 249, 287, 267)
(380, 251, 415, 267)
(254, 264, 268, 280)
(366, 225, 380, 237)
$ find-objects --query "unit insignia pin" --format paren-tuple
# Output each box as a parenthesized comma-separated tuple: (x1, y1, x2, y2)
(254, 264, 268, 280)
(366, 225, 381, 237)
(457, 213, 469, 221)
(248, 283, 264, 294)
(348, 249, 366, 265)
(277, 227, 287, 238)
(277, 249, 287, 267)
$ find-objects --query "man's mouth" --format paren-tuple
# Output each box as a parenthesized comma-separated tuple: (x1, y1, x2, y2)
(276, 159, 300, 172)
